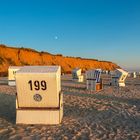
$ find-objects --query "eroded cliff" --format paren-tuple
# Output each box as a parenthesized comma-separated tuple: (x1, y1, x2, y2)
(0, 44, 119, 76)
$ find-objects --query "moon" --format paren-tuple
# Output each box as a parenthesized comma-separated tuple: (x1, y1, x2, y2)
(54, 36, 58, 40)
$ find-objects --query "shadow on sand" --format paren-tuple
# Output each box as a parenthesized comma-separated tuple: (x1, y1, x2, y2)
(0, 93, 16, 123)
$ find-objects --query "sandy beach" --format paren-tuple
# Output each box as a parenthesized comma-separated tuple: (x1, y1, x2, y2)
(0, 74, 140, 140)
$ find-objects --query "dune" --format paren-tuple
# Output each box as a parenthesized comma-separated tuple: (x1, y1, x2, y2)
(0, 44, 119, 76)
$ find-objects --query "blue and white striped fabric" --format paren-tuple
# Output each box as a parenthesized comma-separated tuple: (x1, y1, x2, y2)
(86, 69, 101, 83)
(94, 69, 101, 83)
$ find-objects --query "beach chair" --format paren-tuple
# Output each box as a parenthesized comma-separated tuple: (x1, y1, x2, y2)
(111, 69, 128, 87)
(132, 72, 136, 78)
(86, 69, 102, 91)
(8, 66, 23, 86)
(72, 68, 84, 82)
(136, 72, 140, 77)
(15, 66, 63, 124)
(127, 72, 131, 78)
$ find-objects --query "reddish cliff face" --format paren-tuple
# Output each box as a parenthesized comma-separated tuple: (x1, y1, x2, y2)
(0, 44, 119, 76)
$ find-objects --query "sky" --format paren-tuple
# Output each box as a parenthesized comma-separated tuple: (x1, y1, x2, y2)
(0, 0, 140, 71)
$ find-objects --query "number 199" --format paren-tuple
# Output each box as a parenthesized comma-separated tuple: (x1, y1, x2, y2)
(28, 80, 47, 90)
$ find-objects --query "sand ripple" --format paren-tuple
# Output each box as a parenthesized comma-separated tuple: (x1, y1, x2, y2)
(0, 76, 140, 140)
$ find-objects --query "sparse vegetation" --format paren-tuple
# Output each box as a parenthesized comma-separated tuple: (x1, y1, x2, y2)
(20, 47, 38, 53)
(76, 57, 81, 59)
(56, 54, 63, 57)
(40, 51, 52, 55)
(0, 44, 7, 48)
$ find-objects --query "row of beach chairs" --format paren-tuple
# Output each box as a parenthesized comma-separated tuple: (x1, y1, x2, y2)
(72, 68, 129, 91)
(9, 66, 129, 91)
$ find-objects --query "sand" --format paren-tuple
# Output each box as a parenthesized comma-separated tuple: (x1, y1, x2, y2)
(0, 75, 140, 140)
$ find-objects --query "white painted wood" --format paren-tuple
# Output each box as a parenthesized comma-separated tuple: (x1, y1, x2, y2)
(8, 66, 23, 86)
(16, 108, 63, 124)
(15, 66, 63, 124)
(86, 69, 102, 91)
(16, 66, 61, 108)
(72, 68, 81, 79)
(73, 75, 84, 82)
(16, 92, 63, 124)
(111, 69, 128, 87)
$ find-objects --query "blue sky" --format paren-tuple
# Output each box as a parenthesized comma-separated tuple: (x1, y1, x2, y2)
(0, 0, 140, 70)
